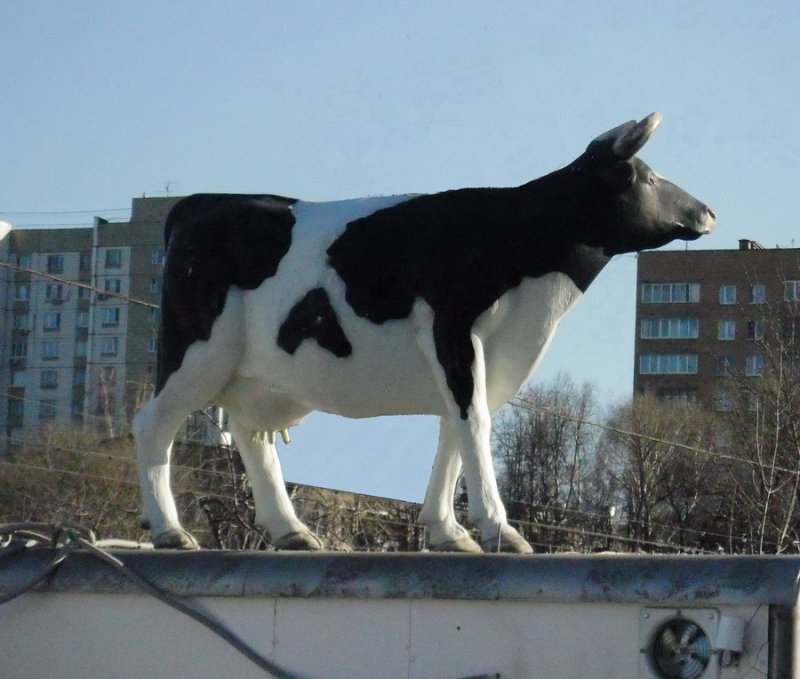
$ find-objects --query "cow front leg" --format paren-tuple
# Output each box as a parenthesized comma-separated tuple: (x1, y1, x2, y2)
(450, 401, 532, 554)
(433, 321, 532, 553)
(228, 419, 323, 551)
(418, 418, 481, 553)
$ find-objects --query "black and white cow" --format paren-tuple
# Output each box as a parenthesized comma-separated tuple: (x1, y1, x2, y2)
(133, 113, 715, 553)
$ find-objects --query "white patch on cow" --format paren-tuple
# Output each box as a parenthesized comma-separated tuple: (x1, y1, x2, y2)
(476, 271, 583, 409)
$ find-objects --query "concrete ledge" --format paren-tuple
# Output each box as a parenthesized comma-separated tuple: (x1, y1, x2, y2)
(2, 550, 799, 606)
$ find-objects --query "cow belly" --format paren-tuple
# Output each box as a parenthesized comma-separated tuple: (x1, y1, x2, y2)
(226, 270, 581, 428)
(235, 298, 446, 422)
(477, 272, 583, 410)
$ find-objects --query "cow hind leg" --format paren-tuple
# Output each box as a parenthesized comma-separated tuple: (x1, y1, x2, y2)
(227, 418, 323, 550)
(133, 397, 202, 549)
(133, 294, 244, 549)
(418, 418, 481, 553)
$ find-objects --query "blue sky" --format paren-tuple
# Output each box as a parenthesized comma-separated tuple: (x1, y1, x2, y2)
(3, 2, 799, 501)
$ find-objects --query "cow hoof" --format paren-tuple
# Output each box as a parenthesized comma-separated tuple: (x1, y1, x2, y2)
(273, 530, 324, 551)
(481, 528, 533, 554)
(153, 528, 200, 550)
(430, 536, 483, 553)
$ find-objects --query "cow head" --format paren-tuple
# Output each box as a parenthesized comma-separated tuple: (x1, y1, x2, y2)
(577, 112, 715, 255)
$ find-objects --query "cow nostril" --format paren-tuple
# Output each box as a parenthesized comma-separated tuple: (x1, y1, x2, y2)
(706, 206, 716, 220)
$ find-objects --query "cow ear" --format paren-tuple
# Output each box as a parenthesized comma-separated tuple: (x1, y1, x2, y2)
(611, 112, 663, 159)
(586, 113, 663, 161)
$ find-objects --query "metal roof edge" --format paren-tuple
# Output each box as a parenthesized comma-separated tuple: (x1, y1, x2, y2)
(3, 550, 799, 606)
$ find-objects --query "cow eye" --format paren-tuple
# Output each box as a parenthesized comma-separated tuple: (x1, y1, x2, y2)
(647, 173, 657, 185)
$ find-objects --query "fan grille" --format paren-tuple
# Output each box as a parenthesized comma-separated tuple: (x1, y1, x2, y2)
(650, 618, 712, 679)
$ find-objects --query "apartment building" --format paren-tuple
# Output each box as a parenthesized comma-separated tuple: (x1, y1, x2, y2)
(634, 240, 800, 410)
(0, 196, 222, 451)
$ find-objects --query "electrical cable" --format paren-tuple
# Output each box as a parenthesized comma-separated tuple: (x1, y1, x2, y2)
(0, 522, 300, 679)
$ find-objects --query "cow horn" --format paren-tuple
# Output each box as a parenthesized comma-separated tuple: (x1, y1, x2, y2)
(611, 112, 663, 159)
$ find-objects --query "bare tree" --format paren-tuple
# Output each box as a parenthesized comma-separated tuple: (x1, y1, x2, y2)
(0, 425, 143, 540)
(601, 395, 723, 552)
(494, 374, 601, 551)
(715, 305, 800, 553)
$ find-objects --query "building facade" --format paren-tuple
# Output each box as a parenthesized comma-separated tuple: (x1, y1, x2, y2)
(634, 240, 800, 410)
(0, 197, 222, 451)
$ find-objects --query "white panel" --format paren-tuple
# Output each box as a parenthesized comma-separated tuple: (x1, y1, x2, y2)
(0, 593, 273, 679)
(274, 598, 411, 678)
(409, 600, 640, 679)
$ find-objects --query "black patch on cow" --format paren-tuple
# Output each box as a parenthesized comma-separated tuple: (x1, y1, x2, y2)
(278, 288, 353, 358)
(327, 178, 617, 419)
(156, 193, 297, 393)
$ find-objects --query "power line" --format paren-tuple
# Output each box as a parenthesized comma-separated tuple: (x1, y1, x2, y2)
(510, 396, 800, 477)
(0, 260, 159, 308)
(0, 208, 130, 216)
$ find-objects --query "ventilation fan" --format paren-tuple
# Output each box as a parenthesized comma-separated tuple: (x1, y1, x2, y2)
(640, 608, 719, 679)
(650, 619, 712, 678)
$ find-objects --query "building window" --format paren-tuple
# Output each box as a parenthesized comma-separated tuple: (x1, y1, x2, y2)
(747, 320, 765, 341)
(658, 388, 698, 405)
(104, 278, 122, 294)
(719, 285, 737, 305)
(640, 317, 699, 339)
(75, 341, 87, 358)
(73, 370, 86, 387)
(76, 311, 90, 328)
(8, 398, 24, 420)
(100, 366, 117, 385)
(10, 370, 26, 387)
(641, 282, 700, 304)
(148, 307, 160, 323)
(105, 249, 122, 269)
(40, 369, 58, 389)
(79, 251, 92, 271)
(71, 397, 85, 418)
(718, 320, 736, 340)
(715, 356, 736, 377)
(152, 247, 164, 266)
(639, 353, 698, 375)
(42, 311, 61, 332)
(41, 341, 59, 361)
(149, 278, 161, 294)
(785, 281, 800, 302)
(15, 283, 29, 301)
(714, 391, 733, 412)
(17, 254, 31, 268)
(100, 337, 119, 356)
(750, 284, 766, 304)
(39, 399, 58, 421)
(102, 307, 121, 326)
(11, 342, 27, 359)
(746, 355, 764, 377)
(46, 254, 64, 274)
(78, 285, 91, 300)
(785, 316, 800, 343)
(12, 312, 29, 330)
(45, 282, 64, 302)
(147, 337, 158, 353)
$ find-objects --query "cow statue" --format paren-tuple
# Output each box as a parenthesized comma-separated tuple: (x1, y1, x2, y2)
(133, 113, 715, 553)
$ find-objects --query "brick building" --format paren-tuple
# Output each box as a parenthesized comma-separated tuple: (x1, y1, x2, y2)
(634, 240, 800, 410)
